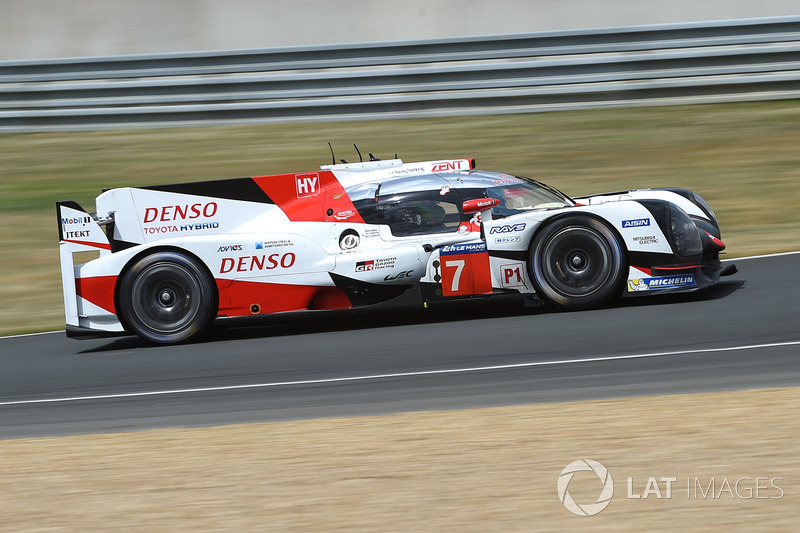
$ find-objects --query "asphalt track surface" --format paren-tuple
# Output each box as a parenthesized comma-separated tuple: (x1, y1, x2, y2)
(1, 253, 798, 439)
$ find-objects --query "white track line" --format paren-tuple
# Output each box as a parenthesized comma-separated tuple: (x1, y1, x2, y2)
(1, 340, 798, 407)
(0, 330, 63, 340)
(1, 250, 798, 342)
(723, 250, 800, 261)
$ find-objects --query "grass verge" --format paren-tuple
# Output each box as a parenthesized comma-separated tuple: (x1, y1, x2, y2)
(1, 387, 797, 531)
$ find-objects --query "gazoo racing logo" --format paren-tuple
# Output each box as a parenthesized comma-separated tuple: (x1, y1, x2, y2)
(622, 218, 650, 228)
(355, 257, 397, 272)
(295, 173, 320, 198)
(489, 223, 526, 234)
(220, 253, 296, 273)
(142, 202, 220, 234)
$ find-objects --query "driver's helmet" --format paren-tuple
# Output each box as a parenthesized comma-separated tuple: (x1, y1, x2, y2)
(385, 200, 446, 233)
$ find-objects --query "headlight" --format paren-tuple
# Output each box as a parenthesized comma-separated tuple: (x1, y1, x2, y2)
(669, 205, 703, 257)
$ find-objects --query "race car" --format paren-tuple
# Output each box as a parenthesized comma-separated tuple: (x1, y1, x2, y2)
(56, 153, 736, 344)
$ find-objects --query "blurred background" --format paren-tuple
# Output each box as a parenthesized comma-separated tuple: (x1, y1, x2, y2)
(2, 0, 799, 60)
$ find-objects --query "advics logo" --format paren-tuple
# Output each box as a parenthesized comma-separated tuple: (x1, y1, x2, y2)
(557, 459, 614, 516)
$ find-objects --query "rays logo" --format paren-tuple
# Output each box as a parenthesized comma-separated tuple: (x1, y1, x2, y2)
(557, 459, 614, 516)
(489, 223, 526, 234)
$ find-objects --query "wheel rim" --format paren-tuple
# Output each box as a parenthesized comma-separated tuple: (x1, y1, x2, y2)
(539, 226, 615, 298)
(129, 262, 203, 334)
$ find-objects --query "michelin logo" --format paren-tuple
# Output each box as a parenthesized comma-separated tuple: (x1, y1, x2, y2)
(628, 275, 697, 292)
(622, 218, 650, 228)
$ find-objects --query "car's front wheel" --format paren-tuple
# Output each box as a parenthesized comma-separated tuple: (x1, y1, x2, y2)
(529, 216, 626, 309)
(118, 251, 216, 344)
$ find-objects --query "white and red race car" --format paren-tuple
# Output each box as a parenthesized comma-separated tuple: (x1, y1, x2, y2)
(57, 155, 735, 344)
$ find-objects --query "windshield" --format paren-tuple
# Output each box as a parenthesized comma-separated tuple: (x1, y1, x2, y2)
(485, 176, 573, 217)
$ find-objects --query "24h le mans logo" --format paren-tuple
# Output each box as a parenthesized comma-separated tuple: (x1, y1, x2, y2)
(557, 459, 614, 516)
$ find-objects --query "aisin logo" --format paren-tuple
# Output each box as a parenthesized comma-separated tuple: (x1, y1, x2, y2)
(557, 459, 614, 516)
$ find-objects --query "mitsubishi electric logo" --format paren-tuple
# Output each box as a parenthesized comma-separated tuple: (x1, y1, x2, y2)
(557, 459, 614, 516)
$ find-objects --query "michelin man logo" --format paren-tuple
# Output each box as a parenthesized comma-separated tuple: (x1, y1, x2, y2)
(628, 279, 648, 291)
(557, 459, 614, 516)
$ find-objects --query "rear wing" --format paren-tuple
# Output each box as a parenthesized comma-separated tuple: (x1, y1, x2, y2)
(56, 201, 113, 328)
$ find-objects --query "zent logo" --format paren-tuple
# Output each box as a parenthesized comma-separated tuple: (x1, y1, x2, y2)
(558, 459, 614, 517)
(295, 173, 320, 198)
(622, 218, 650, 228)
(432, 162, 456, 172)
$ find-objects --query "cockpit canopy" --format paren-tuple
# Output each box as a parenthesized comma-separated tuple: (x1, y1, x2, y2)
(351, 172, 574, 237)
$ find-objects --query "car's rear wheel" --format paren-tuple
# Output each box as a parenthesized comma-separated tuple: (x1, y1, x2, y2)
(118, 251, 216, 344)
(529, 216, 626, 309)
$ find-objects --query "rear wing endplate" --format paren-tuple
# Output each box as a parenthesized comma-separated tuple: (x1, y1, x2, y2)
(56, 201, 112, 327)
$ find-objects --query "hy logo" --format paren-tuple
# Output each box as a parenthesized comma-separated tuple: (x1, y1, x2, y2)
(295, 173, 319, 197)
(557, 459, 614, 516)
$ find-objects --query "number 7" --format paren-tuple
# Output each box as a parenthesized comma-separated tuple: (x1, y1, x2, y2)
(444, 259, 465, 292)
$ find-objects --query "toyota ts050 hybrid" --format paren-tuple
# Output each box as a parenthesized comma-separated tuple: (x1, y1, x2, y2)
(56, 153, 736, 344)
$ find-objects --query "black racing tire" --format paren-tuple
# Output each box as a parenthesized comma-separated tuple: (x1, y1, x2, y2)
(529, 216, 626, 310)
(118, 251, 216, 344)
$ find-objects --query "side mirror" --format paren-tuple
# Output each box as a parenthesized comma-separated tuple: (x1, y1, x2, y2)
(462, 198, 501, 214)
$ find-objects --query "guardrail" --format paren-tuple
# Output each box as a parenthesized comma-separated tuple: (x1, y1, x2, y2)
(2, 16, 799, 132)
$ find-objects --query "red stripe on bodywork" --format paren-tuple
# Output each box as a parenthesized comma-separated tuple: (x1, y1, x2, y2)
(75, 276, 118, 314)
(652, 265, 703, 270)
(252, 171, 364, 223)
(215, 279, 351, 317)
(632, 266, 652, 276)
(64, 239, 111, 250)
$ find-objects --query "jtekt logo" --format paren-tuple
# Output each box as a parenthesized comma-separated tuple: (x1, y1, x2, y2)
(558, 459, 614, 516)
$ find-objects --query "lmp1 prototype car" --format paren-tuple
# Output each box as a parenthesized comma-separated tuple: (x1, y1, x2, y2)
(57, 154, 736, 344)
